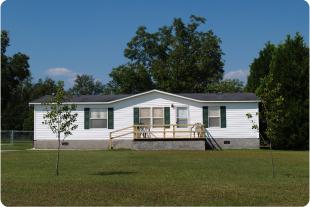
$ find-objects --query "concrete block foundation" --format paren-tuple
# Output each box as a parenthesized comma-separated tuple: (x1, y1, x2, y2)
(34, 138, 259, 150)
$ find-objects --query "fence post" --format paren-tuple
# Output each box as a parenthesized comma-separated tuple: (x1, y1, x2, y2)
(10, 130, 14, 145)
(173, 125, 175, 138)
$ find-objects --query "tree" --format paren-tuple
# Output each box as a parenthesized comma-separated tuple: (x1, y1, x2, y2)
(69, 74, 104, 95)
(205, 79, 244, 93)
(245, 42, 276, 141)
(23, 78, 58, 130)
(42, 81, 78, 176)
(245, 42, 276, 92)
(32, 78, 58, 98)
(108, 15, 224, 93)
(1, 30, 31, 130)
(109, 64, 154, 94)
(256, 33, 309, 149)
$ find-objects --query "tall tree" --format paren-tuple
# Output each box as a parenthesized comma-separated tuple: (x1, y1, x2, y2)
(256, 33, 309, 149)
(245, 42, 276, 92)
(69, 74, 104, 95)
(1, 30, 31, 130)
(109, 64, 154, 94)
(109, 15, 224, 93)
(245, 42, 276, 140)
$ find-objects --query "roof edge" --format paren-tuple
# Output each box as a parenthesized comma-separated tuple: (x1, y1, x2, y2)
(29, 89, 260, 105)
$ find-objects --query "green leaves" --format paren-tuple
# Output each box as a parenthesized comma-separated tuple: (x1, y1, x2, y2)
(245, 42, 275, 92)
(205, 79, 244, 93)
(69, 74, 104, 95)
(1, 30, 31, 130)
(254, 33, 309, 149)
(42, 81, 78, 139)
(108, 15, 224, 93)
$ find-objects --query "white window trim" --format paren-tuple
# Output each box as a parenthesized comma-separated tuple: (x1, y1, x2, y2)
(208, 106, 221, 128)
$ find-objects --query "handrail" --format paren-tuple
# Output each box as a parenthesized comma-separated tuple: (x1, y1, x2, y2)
(110, 125, 133, 134)
(108, 123, 206, 149)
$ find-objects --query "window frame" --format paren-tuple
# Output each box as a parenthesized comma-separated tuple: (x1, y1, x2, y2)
(138, 107, 166, 128)
(139, 107, 152, 127)
(208, 106, 221, 128)
(176, 106, 189, 128)
(89, 108, 108, 129)
(152, 107, 164, 128)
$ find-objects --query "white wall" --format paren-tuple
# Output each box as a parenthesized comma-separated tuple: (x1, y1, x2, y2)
(34, 92, 259, 140)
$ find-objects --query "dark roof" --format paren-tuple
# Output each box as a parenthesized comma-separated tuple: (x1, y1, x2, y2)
(30, 91, 259, 103)
(178, 93, 259, 101)
(31, 94, 132, 103)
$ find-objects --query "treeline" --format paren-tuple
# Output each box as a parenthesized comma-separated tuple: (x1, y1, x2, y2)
(1, 15, 308, 149)
(245, 34, 309, 150)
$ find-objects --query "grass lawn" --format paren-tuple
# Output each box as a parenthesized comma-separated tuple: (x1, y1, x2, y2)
(1, 141, 33, 150)
(1, 150, 308, 206)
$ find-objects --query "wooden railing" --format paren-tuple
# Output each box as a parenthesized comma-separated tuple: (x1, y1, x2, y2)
(109, 124, 206, 149)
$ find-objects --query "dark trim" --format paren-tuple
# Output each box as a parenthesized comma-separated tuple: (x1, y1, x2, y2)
(108, 108, 114, 129)
(84, 108, 90, 129)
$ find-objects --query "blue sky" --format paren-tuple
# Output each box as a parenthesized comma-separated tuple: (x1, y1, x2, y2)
(2, 0, 309, 88)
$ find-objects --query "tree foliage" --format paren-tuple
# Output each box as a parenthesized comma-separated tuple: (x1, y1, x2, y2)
(205, 79, 244, 93)
(245, 42, 276, 92)
(255, 33, 308, 149)
(1, 30, 31, 130)
(109, 15, 224, 93)
(109, 64, 154, 94)
(23, 78, 58, 130)
(69, 74, 104, 95)
(42, 81, 78, 175)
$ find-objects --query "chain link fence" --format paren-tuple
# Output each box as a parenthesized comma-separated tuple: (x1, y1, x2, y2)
(1, 130, 33, 150)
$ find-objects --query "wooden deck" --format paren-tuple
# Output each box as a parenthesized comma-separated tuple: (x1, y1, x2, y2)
(109, 124, 206, 149)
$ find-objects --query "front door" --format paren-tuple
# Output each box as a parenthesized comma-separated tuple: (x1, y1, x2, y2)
(176, 107, 188, 128)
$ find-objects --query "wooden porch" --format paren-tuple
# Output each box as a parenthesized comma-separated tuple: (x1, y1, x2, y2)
(109, 124, 206, 149)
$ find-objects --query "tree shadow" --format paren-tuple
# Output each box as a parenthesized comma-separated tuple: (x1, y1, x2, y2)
(91, 171, 137, 176)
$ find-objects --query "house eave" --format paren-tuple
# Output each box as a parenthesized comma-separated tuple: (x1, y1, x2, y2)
(29, 89, 260, 105)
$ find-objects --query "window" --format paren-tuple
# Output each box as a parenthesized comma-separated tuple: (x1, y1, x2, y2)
(139, 107, 165, 127)
(176, 107, 188, 128)
(139, 108, 151, 126)
(208, 106, 220, 127)
(152, 107, 164, 127)
(90, 108, 107, 128)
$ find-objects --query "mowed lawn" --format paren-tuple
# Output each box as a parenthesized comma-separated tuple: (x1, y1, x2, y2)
(1, 149, 308, 206)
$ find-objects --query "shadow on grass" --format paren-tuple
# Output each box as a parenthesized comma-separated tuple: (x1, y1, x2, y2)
(91, 171, 137, 176)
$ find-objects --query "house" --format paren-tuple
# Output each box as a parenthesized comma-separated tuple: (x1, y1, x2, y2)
(29, 89, 260, 150)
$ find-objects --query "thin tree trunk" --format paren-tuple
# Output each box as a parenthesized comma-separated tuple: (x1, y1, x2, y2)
(56, 132, 60, 176)
(269, 140, 275, 178)
(260, 132, 276, 178)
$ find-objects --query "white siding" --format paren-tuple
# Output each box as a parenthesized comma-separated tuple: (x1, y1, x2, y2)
(34, 92, 259, 140)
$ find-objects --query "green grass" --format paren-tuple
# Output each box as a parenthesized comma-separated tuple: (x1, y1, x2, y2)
(1, 150, 308, 206)
(1, 141, 33, 150)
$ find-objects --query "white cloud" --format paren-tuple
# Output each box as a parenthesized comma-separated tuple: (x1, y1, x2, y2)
(224, 69, 249, 83)
(46, 67, 76, 77)
(46, 67, 78, 88)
